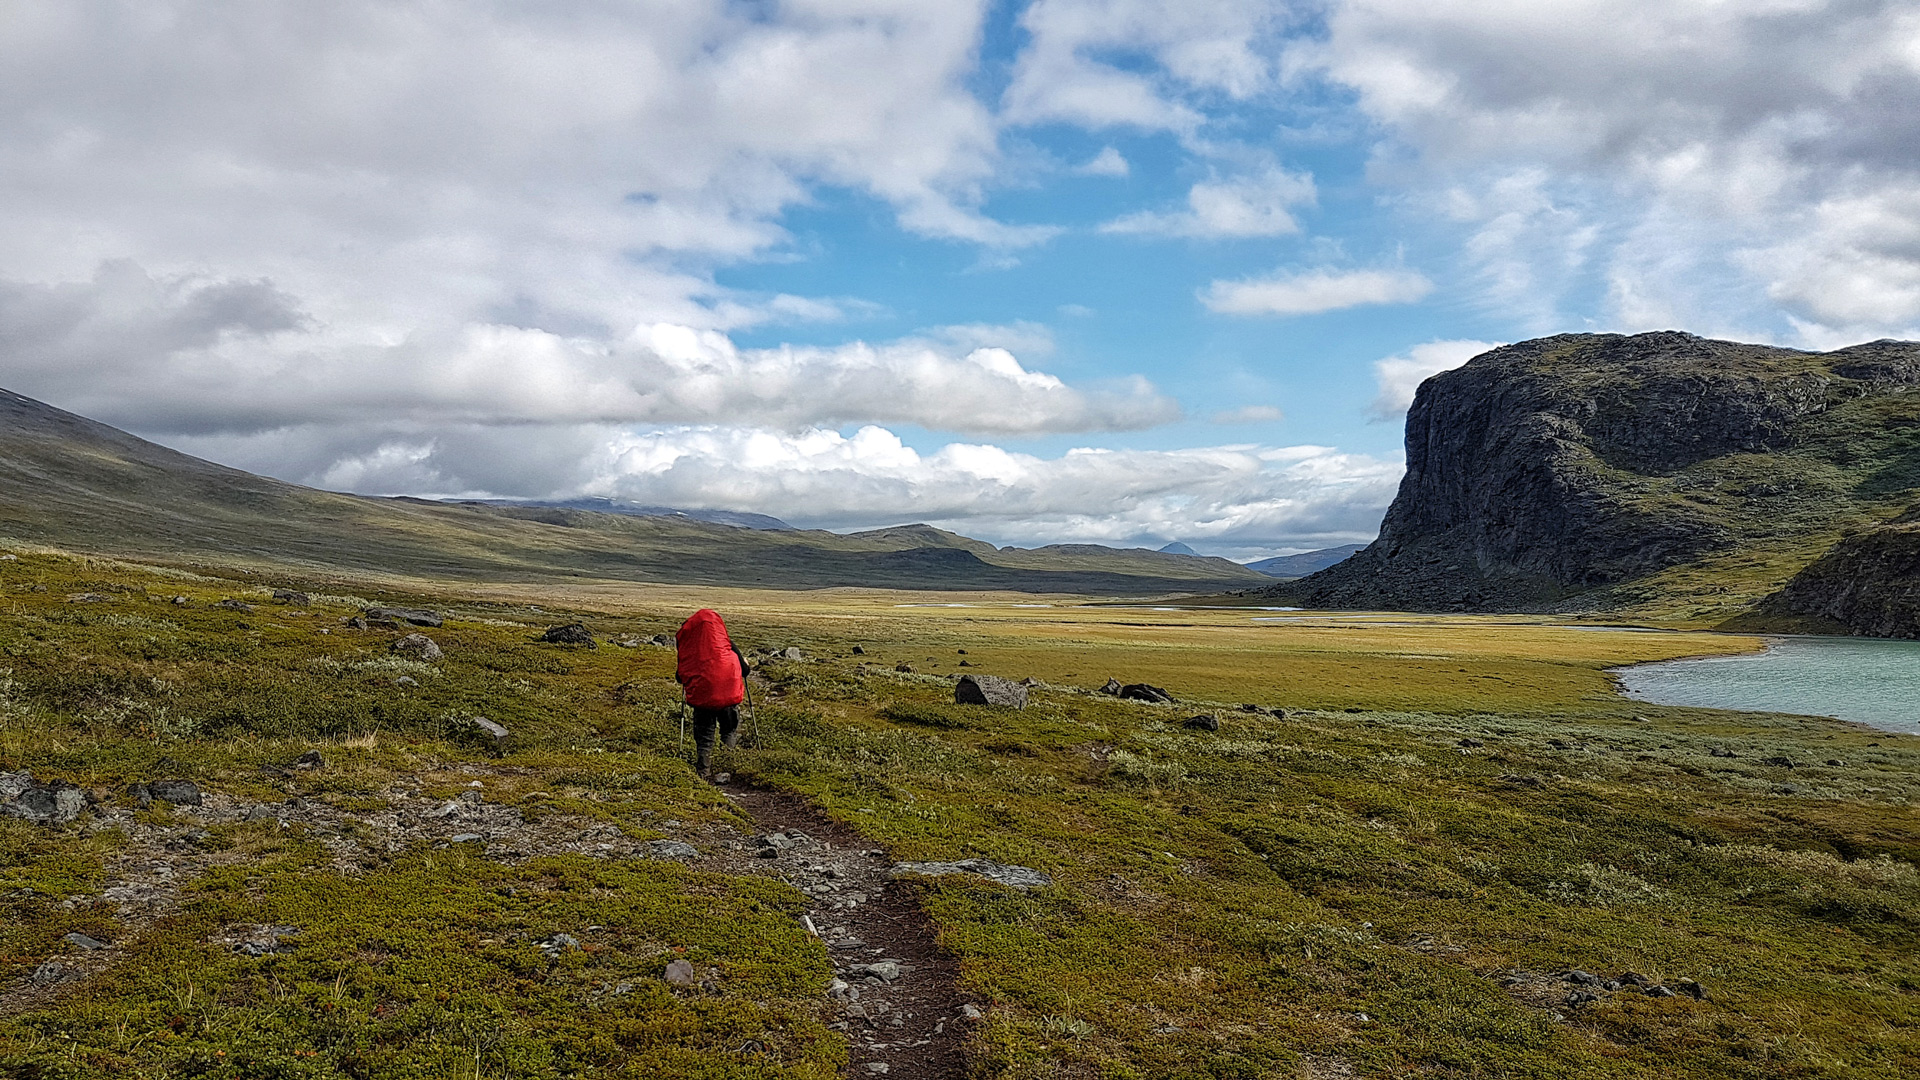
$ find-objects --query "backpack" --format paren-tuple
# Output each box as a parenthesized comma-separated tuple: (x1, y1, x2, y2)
(675, 609, 745, 709)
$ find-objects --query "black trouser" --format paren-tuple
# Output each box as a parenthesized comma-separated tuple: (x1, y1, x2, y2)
(691, 705, 739, 769)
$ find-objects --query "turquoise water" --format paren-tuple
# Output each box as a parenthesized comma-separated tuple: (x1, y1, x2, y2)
(1617, 636, 1920, 734)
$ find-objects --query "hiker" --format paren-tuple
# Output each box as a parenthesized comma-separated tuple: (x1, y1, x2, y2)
(674, 608, 749, 775)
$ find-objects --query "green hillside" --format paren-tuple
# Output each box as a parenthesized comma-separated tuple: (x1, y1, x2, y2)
(0, 389, 1264, 595)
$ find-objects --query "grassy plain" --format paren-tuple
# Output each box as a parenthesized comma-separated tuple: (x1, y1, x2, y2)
(2, 549, 1918, 1078)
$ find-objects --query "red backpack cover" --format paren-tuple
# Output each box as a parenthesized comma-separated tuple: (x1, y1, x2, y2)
(676, 609, 745, 709)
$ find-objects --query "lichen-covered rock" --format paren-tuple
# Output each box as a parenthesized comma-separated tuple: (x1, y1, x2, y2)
(3, 779, 87, 825)
(1265, 332, 1920, 613)
(365, 606, 442, 627)
(1759, 522, 1920, 638)
(890, 858, 1050, 890)
(391, 632, 443, 661)
(541, 623, 594, 646)
(954, 674, 1027, 709)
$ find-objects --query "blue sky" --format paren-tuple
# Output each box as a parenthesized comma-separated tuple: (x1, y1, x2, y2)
(4, 1, 1919, 559)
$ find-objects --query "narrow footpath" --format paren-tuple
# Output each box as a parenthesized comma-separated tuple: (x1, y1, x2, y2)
(708, 779, 973, 1080)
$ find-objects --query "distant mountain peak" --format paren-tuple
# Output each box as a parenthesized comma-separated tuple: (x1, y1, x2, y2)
(1157, 541, 1198, 556)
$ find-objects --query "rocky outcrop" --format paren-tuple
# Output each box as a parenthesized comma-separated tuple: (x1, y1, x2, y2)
(1269, 332, 1920, 613)
(1758, 521, 1920, 638)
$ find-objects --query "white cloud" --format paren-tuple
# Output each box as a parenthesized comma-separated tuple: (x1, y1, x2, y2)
(176, 423, 1400, 550)
(1366, 339, 1502, 419)
(1077, 147, 1131, 177)
(0, 262, 1175, 438)
(1311, 0, 1920, 341)
(1003, 0, 1283, 132)
(1102, 167, 1314, 238)
(1202, 267, 1433, 316)
(1211, 404, 1285, 424)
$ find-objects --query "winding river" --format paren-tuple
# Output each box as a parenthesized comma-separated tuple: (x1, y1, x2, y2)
(1616, 636, 1920, 735)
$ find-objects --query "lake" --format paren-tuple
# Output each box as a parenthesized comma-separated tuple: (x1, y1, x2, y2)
(1616, 635, 1920, 734)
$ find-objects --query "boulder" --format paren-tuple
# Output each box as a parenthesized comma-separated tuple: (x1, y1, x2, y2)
(781, 647, 803, 660)
(954, 674, 1028, 709)
(0, 771, 31, 801)
(3, 779, 87, 826)
(293, 750, 325, 770)
(542, 623, 595, 646)
(664, 958, 699, 987)
(1118, 683, 1174, 704)
(851, 645, 865, 655)
(1101, 678, 1123, 695)
(895, 662, 915, 673)
(1182, 714, 1219, 732)
(139, 779, 202, 807)
(364, 606, 443, 628)
(390, 633, 443, 661)
(272, 589, 310, 605)
(343, 615, 368, 629)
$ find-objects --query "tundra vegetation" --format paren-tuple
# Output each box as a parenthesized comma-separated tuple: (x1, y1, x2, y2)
(1, 549, 1917, 1079)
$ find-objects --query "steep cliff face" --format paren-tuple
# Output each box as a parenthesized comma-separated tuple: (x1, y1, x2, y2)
(1271, 332, 1920, 619)
(1755, 510, 1920, 637)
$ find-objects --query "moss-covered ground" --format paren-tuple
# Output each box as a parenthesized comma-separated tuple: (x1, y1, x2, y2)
(2, 549, 1918, 1078)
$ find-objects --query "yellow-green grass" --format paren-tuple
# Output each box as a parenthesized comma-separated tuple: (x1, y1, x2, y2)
(3, 547, 1918, 1078)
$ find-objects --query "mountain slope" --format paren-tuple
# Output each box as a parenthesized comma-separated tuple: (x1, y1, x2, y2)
(1245, 544, 1365, 579)
(0, 388, 1265, 594)
(1260, 333, 1920, 628)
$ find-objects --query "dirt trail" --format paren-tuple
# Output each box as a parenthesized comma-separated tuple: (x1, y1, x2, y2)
(707, 780, 973, 1080)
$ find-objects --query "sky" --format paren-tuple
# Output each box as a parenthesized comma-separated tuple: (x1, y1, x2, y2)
(5, 1, 1920, 561)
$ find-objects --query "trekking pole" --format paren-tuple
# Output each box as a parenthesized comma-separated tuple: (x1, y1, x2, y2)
(677, 702, 687, 762)
(745, 679, 763, 749)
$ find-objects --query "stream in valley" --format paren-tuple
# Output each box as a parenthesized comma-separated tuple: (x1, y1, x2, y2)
(1616, 635, 1920, 734)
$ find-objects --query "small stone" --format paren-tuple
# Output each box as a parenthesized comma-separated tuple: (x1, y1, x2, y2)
(466, 716, 511, 754)
(1644, 985, 1678, 998)
(959, 1003, 983, 1020)
(1101, 678, 1122, 695)
(458, 789, 483, 804)
(450, 833, 483, 844)
(542, 623, 595, 646)
(170, 595, 189, 605)
(272, 589, 311, 605)
(1182, 713, 1219, 732)
(244, 805, 280, 823)
(1709, 747, 1737, 758)
(293, 750, 325, 770)
(540, 933, 581, 954)
(664, 958, 698, 986)
(863, 1063, 889, 1074)
(1825, 759, 1845, 767)
(851, 645, 865, 654)
(1561, 969, 1600, 986)
(391, 633, 443, 661)
(63, 932, 107, 951)
(1617, 972, 1651, 987)
(344, 615, 369, 629)
(895, 663, 914, 673)
(394, 676, 418, 688)
(30, 961, 76, 987)
(425, 801, 462, 819)
(1676, 979, 1709, 1001)
(1457, 738, 1484, 748)
(147, 779, 202, 807)
(647, 839, 699, 860)
(1566, 990, 1599, 1006)
(860, 960, 903, 981)
(216, 599, 255, 613)
(782, 647, 804, 660)
(1765, 756, 1796, 769)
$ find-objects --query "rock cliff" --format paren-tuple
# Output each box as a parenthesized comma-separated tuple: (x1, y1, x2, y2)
(1266, 332, 1920, 625)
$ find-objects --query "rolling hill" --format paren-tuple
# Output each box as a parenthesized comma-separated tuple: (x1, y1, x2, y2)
(0, 387, 1267, 594)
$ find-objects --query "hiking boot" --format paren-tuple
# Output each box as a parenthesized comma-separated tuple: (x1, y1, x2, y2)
(695, 749, 711, 775)
(723, 729, 740, 749)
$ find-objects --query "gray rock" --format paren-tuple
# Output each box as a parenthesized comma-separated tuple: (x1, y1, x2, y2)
(539, 933, 581, 955)
(4, 780, 88, 825)
(244, 805, 280, 823)
(449, 833, 483, 844)
(390, 633, 443, 661)
(857, 960, 903, 981)
(30, 961, 77, 987)
(366, 607, 442, 627)
(891, 858, 1051, 890)
(147, 779, 202, 806)
(216, 599, 255, 613)
(1101, 678, 1123, 695)
(782, 647, 803, 660)
(959, 1003, 983, 1020)
(343, 615, 369, 629)
(0, 770, 32, 801)
(664, 958, 698, 986)
(1644, 985, 1678, 998)
(293, 750, 325, 770)
(272, 589, 310, 605)
(63, 932, 107, 951)
(850, 645, 865, 655)
(1709, 747, 1737, 758)
(1182, 714, 1219, 732)
(424, 800, 462, 820)
(646, 839, 700, 860)
(466, 716, 510, 753)
(1561, 969, 1600, 986)
(954, 674, 1029, 709)
(394, 676, 418, 688)
(895, 662, 914, 673)
(542, 623, 595, 646)
(1118, 683, 1174, 704)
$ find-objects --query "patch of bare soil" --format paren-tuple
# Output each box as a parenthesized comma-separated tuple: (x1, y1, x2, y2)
(708, 780, 974, 1080)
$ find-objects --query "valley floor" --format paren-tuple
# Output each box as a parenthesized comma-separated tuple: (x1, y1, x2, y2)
(2, 549, 1917, 1078)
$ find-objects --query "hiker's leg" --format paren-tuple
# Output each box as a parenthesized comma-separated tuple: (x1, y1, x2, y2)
(692, 710, 719, 773)
(719, 705, 741, 749)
